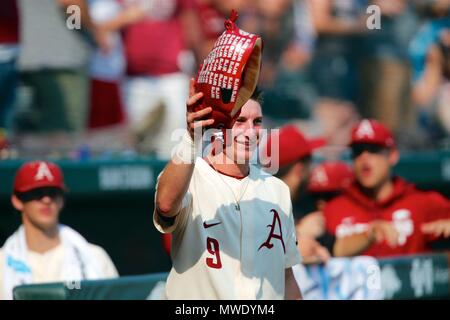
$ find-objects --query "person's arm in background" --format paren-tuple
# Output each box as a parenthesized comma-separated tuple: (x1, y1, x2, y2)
(297, 236, 331, 264)
(57, 0, 127, 52)
(308, 0, 366, 35)
(155, 79, 214, 218)
(285, 268, 302, 300)
(412, 44, 444, 107)
(422, 220, 450, 238)
(95, 4, 146, 33)
(333, 220, 399, 257)
(421, 192, 450, 239)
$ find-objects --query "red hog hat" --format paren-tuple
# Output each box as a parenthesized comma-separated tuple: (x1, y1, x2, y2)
(194, 9, 263, 129)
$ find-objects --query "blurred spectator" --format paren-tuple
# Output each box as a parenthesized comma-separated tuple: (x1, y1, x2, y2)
(0, 161, 118, 300)
(0, 0, 20, 135)
(103, 0, 204, 158)
(263, 124, 328, 263)
(325, 119, 450, 258)
(244, 0, 318, 120)
(410, 2, 450, 144)
(87, 0, 126, 130)
(360, 0, 418, 135)
(13, 0, 98, 139)
(308, 0, 368, 103)
(196, 0, 247, 57)
(310, 97, 360, 147)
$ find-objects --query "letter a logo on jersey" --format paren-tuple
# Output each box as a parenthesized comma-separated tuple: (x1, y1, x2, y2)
(258, 209, 286, 253)
(355, 120, 375, 139)
(35, 162, 54, 182)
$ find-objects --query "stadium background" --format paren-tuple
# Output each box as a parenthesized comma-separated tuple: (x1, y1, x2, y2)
(0, 0, 450, 299)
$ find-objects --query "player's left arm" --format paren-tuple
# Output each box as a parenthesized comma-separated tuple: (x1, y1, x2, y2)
(422, 219, 450, 238)
(421, 192, 450, 239)
(285, 267, 302, 300)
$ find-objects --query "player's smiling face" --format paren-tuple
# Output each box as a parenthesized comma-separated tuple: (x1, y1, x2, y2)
(228, 99, 263, 163)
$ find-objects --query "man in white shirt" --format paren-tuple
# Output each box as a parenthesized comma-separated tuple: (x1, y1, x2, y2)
(154, 80, 302, 299)
(0, 161, 118, 300)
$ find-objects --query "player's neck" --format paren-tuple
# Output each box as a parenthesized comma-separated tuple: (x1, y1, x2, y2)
(22, 219, 60, 254)
(207, 153, 250, 179)
(363, 178, 394, 202)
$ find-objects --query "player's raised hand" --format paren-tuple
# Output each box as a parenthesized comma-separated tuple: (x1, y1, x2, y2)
(368, 220, 400, 248)
(186, 78, 214, 140)
(421, 219, 450, 238)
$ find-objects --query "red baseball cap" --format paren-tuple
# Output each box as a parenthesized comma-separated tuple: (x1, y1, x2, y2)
(350, 119, 395, 148)
(264, 125, 326, 168)
(13, 161, 66, 193)
(308, 161, 354, 193)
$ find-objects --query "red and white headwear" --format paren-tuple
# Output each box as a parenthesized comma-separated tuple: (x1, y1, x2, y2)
(194, 10, 263, 129)
(350, 119, 395, 148)
(308, 162, 354, 194)
(13, 161, 66, 193)
(263, 125, 326, 168)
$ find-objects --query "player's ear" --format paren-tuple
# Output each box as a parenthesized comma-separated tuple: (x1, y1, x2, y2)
(389, 148, 400, 166)
(11, 195, 24, 212)
(58, 197, 65, 210)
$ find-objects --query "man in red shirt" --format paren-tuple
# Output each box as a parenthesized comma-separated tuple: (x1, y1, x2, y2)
(325, 119, 450, 258)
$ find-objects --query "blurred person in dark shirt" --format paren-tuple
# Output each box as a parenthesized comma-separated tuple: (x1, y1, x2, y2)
(242, 0, 318, 120)
(360, 0, 419, 142)
(410, 1, 450, 143)
(308, 0, 368, 104)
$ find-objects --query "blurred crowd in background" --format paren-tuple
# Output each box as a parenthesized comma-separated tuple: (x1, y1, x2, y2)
(0, 0, 450, 160)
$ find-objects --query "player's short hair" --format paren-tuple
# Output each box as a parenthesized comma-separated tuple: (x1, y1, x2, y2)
(250, 86, 263, 105)
(274, 154, 312, 179)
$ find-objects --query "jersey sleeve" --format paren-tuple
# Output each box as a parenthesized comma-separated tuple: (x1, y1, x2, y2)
(153, 172, 193, 234)
(284, 193, 302, 268)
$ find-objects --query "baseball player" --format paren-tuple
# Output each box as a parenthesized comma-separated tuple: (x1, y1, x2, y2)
(325, 119, 450, 257)
(0, 161, 118, 300)
(153, 80, 302, 300)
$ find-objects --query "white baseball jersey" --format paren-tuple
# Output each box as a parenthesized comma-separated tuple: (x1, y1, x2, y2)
(154, 157, 301, 299)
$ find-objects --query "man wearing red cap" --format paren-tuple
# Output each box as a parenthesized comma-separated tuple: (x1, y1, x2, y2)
(264, 124, 326, 201)
(154, 11, 301, 300)
(263, 125, 335, 264)
(325, 119, 450, 258)
(0, 161, 118, 300)
(154, 81, 302, 299)
(294, 161, 354, 263)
